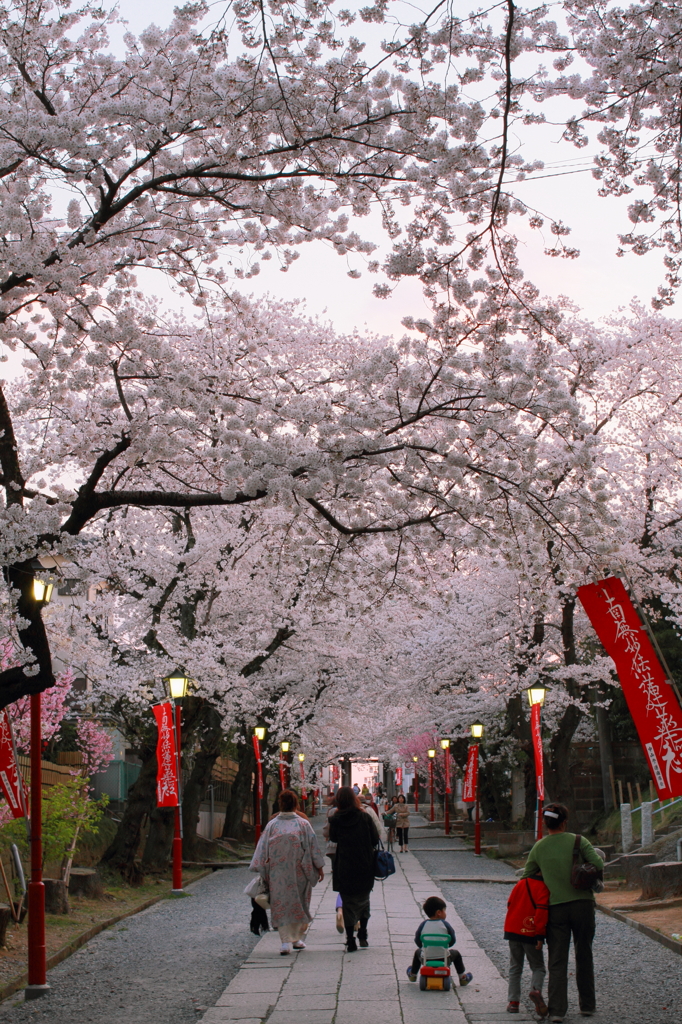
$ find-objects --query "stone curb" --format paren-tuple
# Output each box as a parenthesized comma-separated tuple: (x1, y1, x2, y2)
(596, 902, 682, 956)
(0, 868, 213, 1005)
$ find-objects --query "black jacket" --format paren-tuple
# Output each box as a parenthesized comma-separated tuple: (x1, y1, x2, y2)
(329, 807, 379, 895)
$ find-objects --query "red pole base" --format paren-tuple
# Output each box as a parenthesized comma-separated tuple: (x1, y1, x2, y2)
(444, 802, 450, 836)
(171, 810, 183, 892)
(27, 881, 48, 993)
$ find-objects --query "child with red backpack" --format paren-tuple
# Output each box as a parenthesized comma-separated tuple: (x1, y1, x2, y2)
(504, 875, 550, 1017)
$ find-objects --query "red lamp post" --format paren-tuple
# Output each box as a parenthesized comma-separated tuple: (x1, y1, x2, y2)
(427, 748, 436, 822)
(412, 755, 419, 812)
(299, 752, 307, 800)
(470, 721, 484, 855)
(279, 741, 290, 789)
(527, 686, 547, 841)
(253, 727, 266, 843)
(164, 669, 191, 894)
(26, 575, 54, 1000)
(441, 739, 451, 836)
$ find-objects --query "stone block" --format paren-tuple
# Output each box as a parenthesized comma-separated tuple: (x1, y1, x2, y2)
(641, 861, 682, 900)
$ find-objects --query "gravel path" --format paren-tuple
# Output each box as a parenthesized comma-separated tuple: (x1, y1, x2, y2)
(413, 848, 682, 1024)
(0, 867, 259, 1024)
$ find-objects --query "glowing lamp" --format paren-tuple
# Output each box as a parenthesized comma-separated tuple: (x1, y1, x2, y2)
(527, 685, 547, 708)
(471, 721, 484, 739)
(298, 752, 305, 762)
(32, 578, 54, 604)
(427, 748, 436, 758)
(280, 741, 290, 752)
(413, 755, 418, 763)
(164, 669, 191, 699)
(254, 726, 266, 741)
(440, 738, 450, 749)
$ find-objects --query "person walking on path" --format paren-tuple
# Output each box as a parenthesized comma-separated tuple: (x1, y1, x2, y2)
(250, 789, 325, 956)
(504, 875, 550, 1016)
(522, 802, 603, 1023)
(329, 785, 379, 952)
(395, 793, 410, 852)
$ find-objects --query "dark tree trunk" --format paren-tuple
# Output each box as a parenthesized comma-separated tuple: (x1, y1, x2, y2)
(182, 704, 223, 860)
(506, 694, 535, 829)
(222, 738, 255, 841)
(100, 743, 156, 883)
(544, 599, 585, 826)
(141, 806, 175, 871)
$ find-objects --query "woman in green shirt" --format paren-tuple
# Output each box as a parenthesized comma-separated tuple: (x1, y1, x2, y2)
(522, 803, 603, 1023)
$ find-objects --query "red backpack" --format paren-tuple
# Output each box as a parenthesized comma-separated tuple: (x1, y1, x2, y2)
(503, 877, 550, 942)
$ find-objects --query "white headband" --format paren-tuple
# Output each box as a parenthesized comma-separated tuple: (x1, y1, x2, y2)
(544, 810, 559, 819)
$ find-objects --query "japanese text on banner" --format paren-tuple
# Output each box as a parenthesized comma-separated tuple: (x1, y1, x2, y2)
(577, 576, 682, 800)
(531, 703, 544, 801)
(0, 710, 25, 819)
(462, 744, 478, 803)
(153, 703, 179, 807)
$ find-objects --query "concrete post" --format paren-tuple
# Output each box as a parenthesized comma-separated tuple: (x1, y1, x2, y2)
(620, 802, 633, 853)
(641, 800, 653, 848)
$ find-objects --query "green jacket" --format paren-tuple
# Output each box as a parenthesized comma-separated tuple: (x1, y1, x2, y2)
(522, 832, 603, 905)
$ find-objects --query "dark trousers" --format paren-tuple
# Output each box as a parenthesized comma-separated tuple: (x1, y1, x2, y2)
(397, 827, 409, 847)
(339, 890, 371, 938)
(411, 948, 465, 975)
(547, 900, 596, 1018)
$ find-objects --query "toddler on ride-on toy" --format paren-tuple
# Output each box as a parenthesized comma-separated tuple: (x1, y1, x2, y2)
(406, 896, 473, 991)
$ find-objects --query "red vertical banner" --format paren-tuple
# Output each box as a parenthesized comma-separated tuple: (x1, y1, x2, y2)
(0, 710, 26, 819)
(444, 747, 451, 794)
(252, 735, 263, 798)
(395, 767, 403, 787)
(578, 577, 682, 800)
(279, 755, 286, 790)
(299, 758, 307, 799)
(462, 744, 478, 802)
(153, 703, 179, 807)
(531, 703, 544, 800)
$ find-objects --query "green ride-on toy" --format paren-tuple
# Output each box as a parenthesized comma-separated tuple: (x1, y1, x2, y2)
(417, 920, 452, 991)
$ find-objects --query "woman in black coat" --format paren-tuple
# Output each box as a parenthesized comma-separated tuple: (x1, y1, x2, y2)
(329, 786, 379, 951)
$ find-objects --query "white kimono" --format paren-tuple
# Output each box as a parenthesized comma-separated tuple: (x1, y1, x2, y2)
(249, 812, 325, 941)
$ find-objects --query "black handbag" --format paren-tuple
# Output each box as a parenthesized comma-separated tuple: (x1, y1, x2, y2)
(374, 840, 396, 880)
(570, 834, 602, 891)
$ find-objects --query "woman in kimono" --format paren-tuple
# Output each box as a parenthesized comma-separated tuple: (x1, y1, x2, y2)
(250, 789, 325, 955)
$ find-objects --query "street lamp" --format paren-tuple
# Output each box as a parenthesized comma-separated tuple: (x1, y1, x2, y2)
(527, 685, 547, 841)
(26, 575, 54, 1000)
(163, 669, 191, 893)
(252, 726, 266, 843)
(412, 755, 419, 813)
(32, 578, 54, 604)
(440, 739, 451, 836)
(469, 722, 484, 855)
(427, 748, 436, 823)
(279, 741, 290, 789)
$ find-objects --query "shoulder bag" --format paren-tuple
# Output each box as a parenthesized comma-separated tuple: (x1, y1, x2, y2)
(374, 839, 396, 880)
(570, 833, 603, 892)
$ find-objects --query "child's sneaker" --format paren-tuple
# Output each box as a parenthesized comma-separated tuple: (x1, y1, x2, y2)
(529, 990, 548, 1017)
(335, 908, 344, 934)
(507, 1002, 520, 1014)
(459, 972, 473, 986)
(406, 968, 418, 982)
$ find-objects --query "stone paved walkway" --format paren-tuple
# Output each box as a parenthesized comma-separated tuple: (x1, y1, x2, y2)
(198, 836, 532, 1024)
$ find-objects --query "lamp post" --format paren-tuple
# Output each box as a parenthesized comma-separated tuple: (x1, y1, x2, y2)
(471, 722, 484, 856)
(253, 726, 266, 844)
(26, 574, 54, 1000)
(440, 739, 451, 836)
(527, 685, 547, 841)
(279, 741, 290, 789)
(164, 669, 191, 894)
(412, 755, 419, 812)
(298, 752, 307, 803)
(427, 748, 436, 822)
